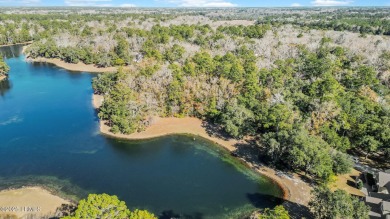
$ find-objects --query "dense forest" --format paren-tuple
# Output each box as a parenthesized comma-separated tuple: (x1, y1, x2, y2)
(258, 8, 390, 36)
(93, 38, 390, 183)
(3, 8, 389, 218)
(6, 8, 386, 183)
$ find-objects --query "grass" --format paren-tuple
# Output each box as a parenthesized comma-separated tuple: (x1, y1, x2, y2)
(329, 168, 365, 197)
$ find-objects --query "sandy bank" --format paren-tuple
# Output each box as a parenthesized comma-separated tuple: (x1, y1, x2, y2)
(0, 75, 6, 81)
(93, 94, 312, 206)
(0, 187, 70, 218)
(26, 57, 118, 73)
(0, 41, 32, 48)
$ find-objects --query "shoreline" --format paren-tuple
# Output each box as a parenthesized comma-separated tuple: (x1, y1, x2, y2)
(22, 44, 128, 73)
(0, 41, 32, 48)
(25, 57, 119, 73)
(0, 186, 70, 218)
(0, 75, 6, 81)
(93, 94, 312, 206)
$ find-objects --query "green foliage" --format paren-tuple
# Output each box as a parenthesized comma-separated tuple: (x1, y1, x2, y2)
(129, 209, 157, 219)
(357, 180, 363, 189)
(261, 104, 294, 133)
(214, 52, 245, 82)
(184, 51, 215, 76)
(61, 194, 157, 219)
(142, 39, 163, 61)
(258, 205, 290, 219)
(96, 69, 144, 134)
(62, 194, 129, 219)
(309, 186, 370, 219)
(115, 37, 131, 65)
(92, 71, 125, 94)
(0, 56, 10, 76)
(331, 151, 353, 175)
(220, 99, 254, 139)
(139, 62, 161, 77)
(163, 44, 185, 63)
(290, 129, 333, 180)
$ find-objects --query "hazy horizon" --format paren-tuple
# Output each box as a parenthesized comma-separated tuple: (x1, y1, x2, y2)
(0, 0, 388, 8)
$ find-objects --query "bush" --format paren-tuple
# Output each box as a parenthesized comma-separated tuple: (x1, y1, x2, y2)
(357, 179, 363, 189)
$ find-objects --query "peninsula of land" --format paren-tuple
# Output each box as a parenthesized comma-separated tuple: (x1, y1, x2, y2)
(93, 94, 312, 206)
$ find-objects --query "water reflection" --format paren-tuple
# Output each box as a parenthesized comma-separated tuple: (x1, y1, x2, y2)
(0, 78, 11, 96)
(0, 44, 24, 59)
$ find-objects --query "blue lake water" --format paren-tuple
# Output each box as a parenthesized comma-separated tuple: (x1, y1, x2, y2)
(0, 45, 282, 219)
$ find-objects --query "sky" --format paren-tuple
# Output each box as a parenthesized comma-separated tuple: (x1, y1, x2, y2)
(0, 0, 388, 7)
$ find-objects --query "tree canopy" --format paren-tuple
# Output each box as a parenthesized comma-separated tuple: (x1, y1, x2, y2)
(61, 194, 157, 219)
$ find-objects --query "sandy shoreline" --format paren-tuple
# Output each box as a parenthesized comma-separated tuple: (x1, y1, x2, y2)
(0, 41, 32, 48)
(0, 186, 70, 218)
(0, 75, 6, 81)
(93, 94, 312, 206)
(25, 57, 119, 73)
(21, 44, 127, 73)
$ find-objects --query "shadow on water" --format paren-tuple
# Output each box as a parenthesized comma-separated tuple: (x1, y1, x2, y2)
(0, 44, 24, 59)
(283, 201, 314, 219)
(246, 193, 284, 208)
(159, 210, 203, 219)
(0, 79, 11, 96)
(247, 193, 313, 218)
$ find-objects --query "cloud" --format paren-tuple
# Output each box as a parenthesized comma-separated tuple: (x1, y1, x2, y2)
(120, 3, 136, 7)
(291, 3, 302, 7)
(311, 0, 353, 6)
(64, 0, 112, 6)
(164, 0, 237, 7)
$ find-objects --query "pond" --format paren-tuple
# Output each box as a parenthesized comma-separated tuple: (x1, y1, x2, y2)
(0, 45, 283, 219)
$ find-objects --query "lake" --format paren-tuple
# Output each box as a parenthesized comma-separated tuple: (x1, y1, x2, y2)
(0, 45, 283, 219)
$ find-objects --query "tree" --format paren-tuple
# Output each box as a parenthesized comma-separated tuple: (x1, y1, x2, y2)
(164, 44, 185, 63)
(359, 135, 380, 159)
(214, 52, 244, 82)
(261, 130, 291, 165)
(220, 99, 255, 139)
(115, 37, 131, 65)
(331, 151, 353, 175)
(289, 129, 333, 180)
(0, 56, 10, 76)
(62, 194, 157, 219)
(261, 104, 294, 133)
(185, 51, 215, 76)
(62, 194, 130, 219)
(129, 209, 157, 219)
(259, 205, 290, 219)
(309, 187, 370, 219)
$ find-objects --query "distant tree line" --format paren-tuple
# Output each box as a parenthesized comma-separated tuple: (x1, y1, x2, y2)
(258, 12, 390, 35)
